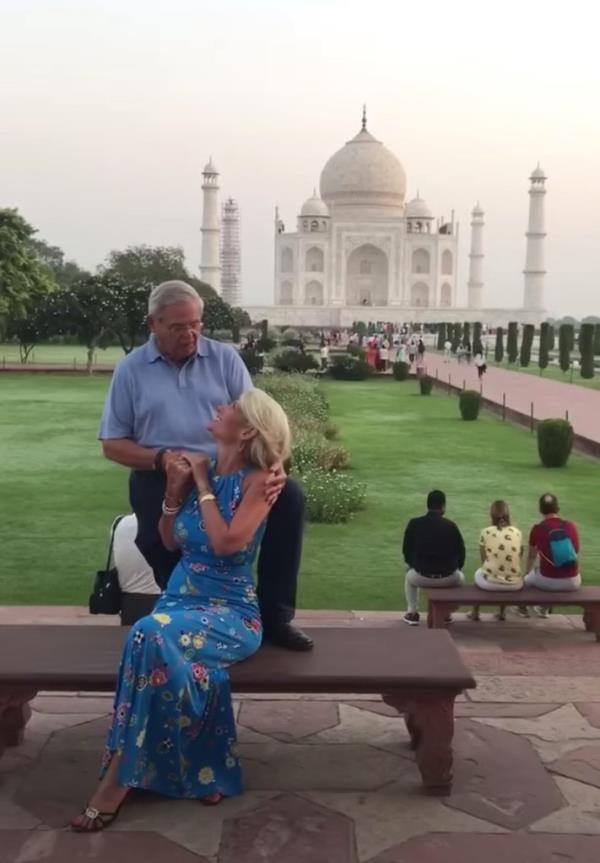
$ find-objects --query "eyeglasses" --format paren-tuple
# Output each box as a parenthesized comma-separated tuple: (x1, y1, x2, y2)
(162, 321, 202, 334)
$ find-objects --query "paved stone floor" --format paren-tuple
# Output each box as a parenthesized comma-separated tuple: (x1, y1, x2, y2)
(424, 352, 600, 443)
(2, 607, 600, 861)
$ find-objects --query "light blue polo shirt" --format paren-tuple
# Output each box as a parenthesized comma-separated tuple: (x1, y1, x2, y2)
(98, 336, 252, 457)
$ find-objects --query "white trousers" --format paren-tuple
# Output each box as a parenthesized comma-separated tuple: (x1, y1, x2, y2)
(524, 570, 581, 592)
(404, 568, 464, 614)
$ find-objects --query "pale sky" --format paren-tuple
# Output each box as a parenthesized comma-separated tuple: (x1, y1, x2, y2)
(1, 0, 599, 317)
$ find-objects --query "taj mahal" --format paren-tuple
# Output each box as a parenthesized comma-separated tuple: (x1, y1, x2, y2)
(201, 110, 547, 327)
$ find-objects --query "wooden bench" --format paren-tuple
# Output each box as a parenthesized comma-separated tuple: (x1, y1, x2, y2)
(426, 586, 600, 641)
(0, 624, 475, 796)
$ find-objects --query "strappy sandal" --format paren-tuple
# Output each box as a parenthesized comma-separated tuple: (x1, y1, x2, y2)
(70, 801, 124, 833)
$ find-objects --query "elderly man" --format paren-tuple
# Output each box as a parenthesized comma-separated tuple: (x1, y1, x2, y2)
(99, 280, 312, 651)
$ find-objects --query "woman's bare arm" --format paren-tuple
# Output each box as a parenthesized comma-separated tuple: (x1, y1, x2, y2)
(198, 472, 271, 557)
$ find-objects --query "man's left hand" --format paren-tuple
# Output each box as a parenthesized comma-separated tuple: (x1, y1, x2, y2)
(265, 462, 286, 506)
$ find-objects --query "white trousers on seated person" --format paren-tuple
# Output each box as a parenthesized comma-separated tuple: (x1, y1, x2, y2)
(524, 570, 581, 591)
(474, 569, 523, 592)
(404, 568, 464, 614)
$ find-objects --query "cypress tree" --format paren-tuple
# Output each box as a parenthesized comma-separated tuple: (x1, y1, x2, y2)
(548, 323, 555, 352)
(593, 323, 600, 356)
(451, 323, 461, 352)
(538, 322, 550, 374)
(495, 327, 504, 363)
(580, 323, 595, 379)
(473, 322, 483, 356)
(507, 322, 519, 363)
(520, 324, 534, 366)
(463, 322, 471, 346)
(559, 323, 573, 373)
(437, 323, 446, 350)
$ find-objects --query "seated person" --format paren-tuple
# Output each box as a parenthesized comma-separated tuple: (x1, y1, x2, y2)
(523, 494, 580, 616)
(110, 514, 161, 626)
(71, 388, 291, 831)
(470, 500, 523, 622)
(402, 489, 465, 625)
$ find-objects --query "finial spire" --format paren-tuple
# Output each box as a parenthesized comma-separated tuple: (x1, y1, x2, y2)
(361, 104, 367, 131)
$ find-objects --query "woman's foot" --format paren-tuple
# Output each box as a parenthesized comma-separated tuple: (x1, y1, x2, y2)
(70, 753, 129, 832)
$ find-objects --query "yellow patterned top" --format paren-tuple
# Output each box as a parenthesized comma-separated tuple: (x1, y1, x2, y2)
(479, 525, 523, 585)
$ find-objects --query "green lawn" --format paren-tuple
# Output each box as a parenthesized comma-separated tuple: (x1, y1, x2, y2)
(1, 373, 599, 608)
(0, 343, 126, 367)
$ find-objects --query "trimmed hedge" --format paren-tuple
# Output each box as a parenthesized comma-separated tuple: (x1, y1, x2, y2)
(495, 327, 504, 363)
(392, 361, 411, 381)
(459, 389, 481, 421)
(538, 322, 550, 372)
(507, 322, 519, 363)
(537, 419, 573, 468)
(329, 354, 371, 380)
(239, 348, 263, 375)
(520, 324, 534, 367)
(272, 347, 318, 373)
(579, 323, 595, 379)
(419, 376, 433, 395)
(559, 324, 573, 373)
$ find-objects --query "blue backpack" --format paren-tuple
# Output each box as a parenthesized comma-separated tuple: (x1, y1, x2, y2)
(542, 520, 578, 568)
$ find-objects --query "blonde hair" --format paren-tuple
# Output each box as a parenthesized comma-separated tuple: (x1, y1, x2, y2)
(490, 499, 511, 529)
(237, 389, 291, 469)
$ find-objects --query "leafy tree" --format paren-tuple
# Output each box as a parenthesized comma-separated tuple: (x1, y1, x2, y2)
(473, 322, 483, 356)
(5, 294, 54, 362)
(494, 327, 504, 363)
(559, 323, 573, 373)
(52, 274, 123, 372)
(538, 322, 550, 374)
(107, 280, 151, 354)
(203, 294, 234, 335)
(102, 245, 215, 299)
(30, 237, 90, 289)
(0, 208, 55, 318)
(579, 323, 595, 379)
(507, 322, 519, 363)
(520, 324, 534, 366)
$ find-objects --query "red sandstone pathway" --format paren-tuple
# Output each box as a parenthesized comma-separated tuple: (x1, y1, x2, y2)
(425, 352, 600, 444)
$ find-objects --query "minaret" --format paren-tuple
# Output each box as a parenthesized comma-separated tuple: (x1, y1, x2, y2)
(220, 197, 241, 306)
(523, 164, 547, 310)
(467, 203, 484, 309)
(200, 157, 221, 293)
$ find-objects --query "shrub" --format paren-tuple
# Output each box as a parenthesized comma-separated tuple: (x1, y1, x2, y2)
(259, 373, 329, 429)
(559, 324, 573, 373)
(392, 361, 410, 381)
(520, 324, 534, 367)
(495, 327, 504, 363)
(459, 389, 481, 421)
(291, 429, 349, 473)
(272, 347, 318, 374)
(211, 329, 232, 342)
(239, 348, 263, 375)
(579, 323, 595, 379)
(346, 343, 365, 358)
(419, 376, 433, 395)
(281, 337, 304, 349)
(537, 419, 574, 467)
(256, 335, 277, 352)
(329, 354, 371, 380)
(299, 468, 366, 523)
(507, 322, 519, 363)
(324, 423, 339, 440)
(538, 322, 550, 372)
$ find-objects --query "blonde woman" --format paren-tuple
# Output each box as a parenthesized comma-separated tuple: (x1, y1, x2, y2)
(72, 389, 290, 831)
(470, 500, 523, 622)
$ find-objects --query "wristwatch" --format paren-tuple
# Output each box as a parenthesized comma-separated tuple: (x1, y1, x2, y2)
(153, 447, 171, 473)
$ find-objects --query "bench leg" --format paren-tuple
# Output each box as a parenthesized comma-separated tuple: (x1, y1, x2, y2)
(0, 689, 37, 755)
(583, 607, 600, 641)
(409, 695, 455, 796)
(429, 602, 455, 629)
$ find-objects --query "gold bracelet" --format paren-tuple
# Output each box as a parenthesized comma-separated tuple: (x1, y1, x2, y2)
(199, 493, 216, 505)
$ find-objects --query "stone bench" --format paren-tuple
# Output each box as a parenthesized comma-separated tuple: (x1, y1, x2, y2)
(0, 624, 475, 796)
(426, 585, 600, 640)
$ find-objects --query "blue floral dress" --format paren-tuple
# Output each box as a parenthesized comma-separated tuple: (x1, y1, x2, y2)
(102, 464, 265, 799)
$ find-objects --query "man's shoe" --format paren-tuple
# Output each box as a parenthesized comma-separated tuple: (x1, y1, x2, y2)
(263, 624, 314, 651)
(403, 612, 420, 626)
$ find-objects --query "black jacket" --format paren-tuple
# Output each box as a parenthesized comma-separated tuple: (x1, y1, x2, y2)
(402, 511, 466, 577)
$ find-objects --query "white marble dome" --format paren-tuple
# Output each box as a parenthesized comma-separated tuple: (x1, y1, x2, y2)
(300, 191, 330, 217)
(319, 127, 407, 211)
(405, 193, 432, 219)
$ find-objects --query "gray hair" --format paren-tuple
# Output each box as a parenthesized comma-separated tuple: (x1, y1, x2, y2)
(148, 280, 205, 317)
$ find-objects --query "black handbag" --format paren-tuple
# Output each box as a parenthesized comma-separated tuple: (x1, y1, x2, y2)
(89, 516, 125, 615)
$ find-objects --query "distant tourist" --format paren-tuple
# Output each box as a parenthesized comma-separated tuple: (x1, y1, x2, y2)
(320, 341, 330, 370)
(443, 338, 452, 362)
(378, 340, 389, 371)
(470, 500, 523, 622)
(474, 353, 487, 380)
(408, 338, 416, 366)
(366, 339, 379, 369)
(522, 494, 580, 617)
(402, 490, 465, 625)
